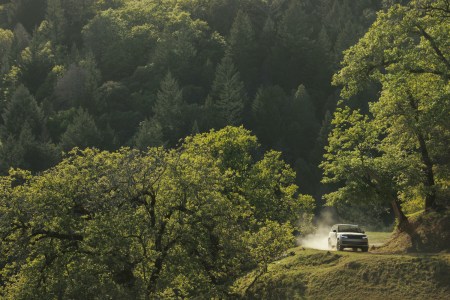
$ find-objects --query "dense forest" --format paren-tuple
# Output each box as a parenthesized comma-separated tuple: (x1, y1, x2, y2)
(0, 0, 449, 298)
(0, 0, 384, 197)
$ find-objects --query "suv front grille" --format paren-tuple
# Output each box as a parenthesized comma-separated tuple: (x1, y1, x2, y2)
(347, 235, 364, 239)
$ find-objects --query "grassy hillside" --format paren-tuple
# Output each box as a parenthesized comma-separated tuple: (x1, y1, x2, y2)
(377, 210, 450, 253)
(232, 248, 450, 300)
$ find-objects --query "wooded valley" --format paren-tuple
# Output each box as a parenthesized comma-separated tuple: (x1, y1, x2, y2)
(0, 0, 448, 298)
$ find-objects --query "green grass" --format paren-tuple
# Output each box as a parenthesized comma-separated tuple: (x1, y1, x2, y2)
(366, 231, 392, 246)
(232, 248, 450, 299)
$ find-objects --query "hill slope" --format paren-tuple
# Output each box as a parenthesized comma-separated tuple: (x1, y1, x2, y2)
(376, 210, 450, 253)
(233, 249, 450, 300)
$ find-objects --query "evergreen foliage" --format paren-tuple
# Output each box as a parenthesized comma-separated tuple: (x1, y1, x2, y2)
(0, 1, 383, 198)
(210, 54, 246, 127)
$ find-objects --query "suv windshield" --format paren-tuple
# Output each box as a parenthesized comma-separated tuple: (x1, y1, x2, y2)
(338, 225, 363, 233)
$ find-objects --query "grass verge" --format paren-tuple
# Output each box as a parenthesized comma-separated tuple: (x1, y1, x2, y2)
(366, 231, 391, 247)
(232, 248, 450, 300)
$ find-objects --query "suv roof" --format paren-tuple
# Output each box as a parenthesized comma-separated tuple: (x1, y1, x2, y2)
(333, 224, 364, 233)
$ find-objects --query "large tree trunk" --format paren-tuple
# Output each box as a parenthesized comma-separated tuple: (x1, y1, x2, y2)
(390, 196, 422, 251)
(417, 132, 437, 210)
(407, 94, 437, 211)
(390, 197, 408, 229)
(147, 220, 167, 296)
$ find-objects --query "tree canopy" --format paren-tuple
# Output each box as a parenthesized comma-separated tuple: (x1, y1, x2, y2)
(322, 0, 450, 226)
(0, 126, 314, 298)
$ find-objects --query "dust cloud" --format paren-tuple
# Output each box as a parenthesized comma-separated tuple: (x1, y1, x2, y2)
(297, 210, 335, 250)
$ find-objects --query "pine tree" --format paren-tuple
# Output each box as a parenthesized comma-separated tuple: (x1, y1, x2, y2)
(278, 1, 313, 49)
(53, 64, 88, 110)
(191, 120, 200, 135)
(53, 56, 100, 112)
(0, 123, 59, 173)
(46, 0, 66, 45)
(333, 20, 362, 62)
(202, 95, 218, 130)
(19, 22, 55, 96)
(311, 109, 332, 163)
(211, 55, 246, 127)
(273, 1, 318, 90)
(1, 85, 44, 138)
(260, 16, 276, 85)
(228, 10, 259, 93)
(132, 118, 164, 150)
(60, 108, 101, 151)
(0, 29, 13, 75)
(0, 85, 59, 173)
(318, 26, 332, 57)
(252, 85, 286, 147)
(153, 72, 186, 145)
(284, 84, 319, 158)
(13, 23, 31, 53)
(229, 10, 255, 54)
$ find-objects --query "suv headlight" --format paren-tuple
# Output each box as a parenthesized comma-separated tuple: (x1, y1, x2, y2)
(362, 236, 368, 239)
(340, 235, 348, 238)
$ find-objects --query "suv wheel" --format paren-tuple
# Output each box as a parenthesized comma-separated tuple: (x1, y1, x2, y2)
(336, 240, 343, 251)
(328, 239, 333, 250)
(361, 247, 368, 252)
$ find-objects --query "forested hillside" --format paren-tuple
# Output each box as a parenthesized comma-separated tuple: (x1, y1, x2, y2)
(0, 0, 382, 198)
(0, 0, 449, 298)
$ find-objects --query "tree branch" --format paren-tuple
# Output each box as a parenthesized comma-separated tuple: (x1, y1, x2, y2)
(31, 229, 84, 241)
(416, 25, 450, 71)
(407, 67, 447, 77)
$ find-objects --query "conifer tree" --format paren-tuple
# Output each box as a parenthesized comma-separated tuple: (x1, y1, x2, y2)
(0, 85, 59, 173)
(132, 118, 164, 150)
(1, 85, 44, 138)
(153, 72, 186, 145)
(0, 29, 13, 75)
(333, 20, 362, 61)
(45, 0, 66, 45)
(18, 22, 55, 95)
(13, 23, 31, 53)
(210, 55, 246, 127)
(228, 9, 259, 93)
(285, 84, 319, 158)
(60, 108, 101, 151)
(252, 85, 286, 147)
